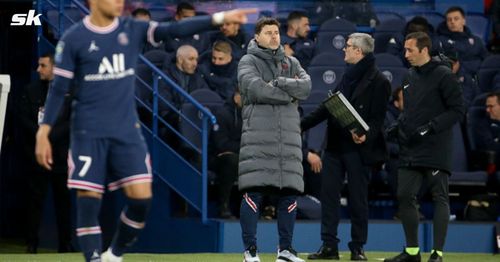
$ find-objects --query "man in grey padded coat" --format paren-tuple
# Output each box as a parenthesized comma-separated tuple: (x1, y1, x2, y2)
(237, 17, 311, 262)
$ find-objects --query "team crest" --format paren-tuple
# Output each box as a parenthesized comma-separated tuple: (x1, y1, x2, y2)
(193, 34, 200, 40)
(323, 70, 336, 84)
(55, 41, 65, 63)
(118, 32, 129, 46)
(332, 35, 345, 50)
(468, 38, 474, 45)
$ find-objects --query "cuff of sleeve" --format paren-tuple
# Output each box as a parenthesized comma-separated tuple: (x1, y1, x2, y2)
(212, 11, 225, 25)
(276, 77, 286, 88)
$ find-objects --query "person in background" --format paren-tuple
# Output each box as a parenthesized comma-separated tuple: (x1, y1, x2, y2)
(281, 11, 315, 69)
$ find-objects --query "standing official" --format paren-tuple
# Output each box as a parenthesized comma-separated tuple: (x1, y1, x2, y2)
(384, 32, 465, 262)
(303, 33, 391, 261)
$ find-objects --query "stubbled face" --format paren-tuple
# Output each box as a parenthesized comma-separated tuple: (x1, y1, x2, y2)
(91, 0, 124, 18)
(486, 96, 500, 121)
(177, 50, 198, 74)
(37, 57, 54, 81)
(211, 50, 232, 66)
(295, 17, 311, 38)
(255, 24, 280, 50)
(404, 38, 428, 67)
(343, 39, 362, 64)
(446, 11, 465, 33)
(221, 22, 240, 37)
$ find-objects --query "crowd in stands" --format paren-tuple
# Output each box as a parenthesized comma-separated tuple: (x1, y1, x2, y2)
(125, 3, 500, 219)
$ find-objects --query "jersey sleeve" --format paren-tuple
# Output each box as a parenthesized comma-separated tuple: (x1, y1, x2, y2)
(146, 16, 213, 47)
(42, 34, 76, 126)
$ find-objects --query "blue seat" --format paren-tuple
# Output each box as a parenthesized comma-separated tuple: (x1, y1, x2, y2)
(404, 11, 444, 31)
(148, 8, 173, 22)
(373, 19, 405, 54)
(308, 53, 346, 93)
(374, 53, 408, 91)
(466, 106, 488, 152)
(135, 64, 153, 110)
(180, 89, 223, 149)
(466, 12, 490, 42)
(477, 55, 500, 93)
(315, 18, 356, 56)
(46, 7, 84, 38)
(449, 123, 489, 187)
(375, 11, 406, 24)
(142, 49, 170, 68)
(471, 93, 488, 107)
(301, 90, 328, 152)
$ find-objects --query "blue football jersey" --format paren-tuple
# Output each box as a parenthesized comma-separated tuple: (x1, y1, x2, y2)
(43, 15, 213, 137)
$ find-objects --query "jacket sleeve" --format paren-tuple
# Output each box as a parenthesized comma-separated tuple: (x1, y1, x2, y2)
(301, 103, 329, 131)
(365, 77, 391, 143)
(238, 55, 292, 105)
(432, 72, 466, 133)
(276, 57, 312, 101)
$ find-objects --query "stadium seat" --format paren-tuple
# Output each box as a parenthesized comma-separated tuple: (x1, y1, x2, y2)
(301, 90, 328, 152)
(477, 55, 500, 93)
(142, 49, 170, 68)
(46, 7, 84, 38)
(308, 53, 346, 93)
(148, 8, 174, 22)
(315, 17, 356, 56)
(373, 19, 405, 54)
(449, 123, 489, 187)
(180, 89, 223, 149)
(375, 11, 406, 24)
(374, 53, 408, 91)
(466, 106, 488, 152)
(466, 12, 490, 42)
(471, 93, 488, 107)
(135, 64, 154, 109)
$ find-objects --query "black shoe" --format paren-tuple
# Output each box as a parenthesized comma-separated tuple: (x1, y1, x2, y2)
(384, 250, 421, 262)
(307, 245, 339, 260)
(58, 243, 75, 253)
(427, 251, 442, 262)
(348, 242, 367, 261)
(26, 245, 37, 254)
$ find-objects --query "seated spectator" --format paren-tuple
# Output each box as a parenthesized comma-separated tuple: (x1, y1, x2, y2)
(199, 41, 238, 100)
(387, 16, 441, 65)
(164, 2, 209, 53)
(208, 19, 250, 60)
(159, 45, 208, 150)
(281, 11, 315, 70)
(437, 6, 488, 75)
(445, 50, 480, 107)
(209, 89, 242, 218)
(472, 91, 500, 164)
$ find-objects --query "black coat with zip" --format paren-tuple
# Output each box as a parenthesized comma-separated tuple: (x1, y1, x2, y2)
(398, 60, 465, 173)
(301, 62, 391, 166)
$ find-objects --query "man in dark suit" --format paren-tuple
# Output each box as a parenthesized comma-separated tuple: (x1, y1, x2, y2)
(18, 53, 73, 253)
(302, 33, 391, 261)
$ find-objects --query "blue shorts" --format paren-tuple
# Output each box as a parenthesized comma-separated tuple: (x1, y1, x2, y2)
(67, 128, 152, 193)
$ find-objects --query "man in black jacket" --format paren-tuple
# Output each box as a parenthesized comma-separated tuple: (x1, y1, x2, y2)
(384, 32, 465, 262)
(303, 33, 391, 261)
(18, 53, 73, 253)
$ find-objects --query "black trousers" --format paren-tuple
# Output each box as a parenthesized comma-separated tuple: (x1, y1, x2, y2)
(397, 167, 449, 251)
(26, 166, 72, 250)
(320, 151, 370, 249)
(209, 153, 239, 208)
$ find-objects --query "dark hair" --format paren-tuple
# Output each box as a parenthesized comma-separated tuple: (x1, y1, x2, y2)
(287, 11, 307, 24)
(405, 31, 432, 53)
(487, 91, 500, 103)
(40, 52, 54, 65)
(406, 16, 431, 34)
(131, 8, 151, 18)
(176, 2, 195, 14)
(255, 17, 280, 34)
(445, 6, 465, 17)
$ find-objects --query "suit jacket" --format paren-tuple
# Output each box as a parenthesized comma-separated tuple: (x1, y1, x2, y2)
(301, 63, 391, 165)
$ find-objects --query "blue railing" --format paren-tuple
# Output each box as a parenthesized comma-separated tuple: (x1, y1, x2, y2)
(36, 0, 217, 224)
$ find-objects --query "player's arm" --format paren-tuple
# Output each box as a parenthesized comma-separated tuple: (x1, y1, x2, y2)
(36, 39, 75, 170)
(148, 9, 257, 46)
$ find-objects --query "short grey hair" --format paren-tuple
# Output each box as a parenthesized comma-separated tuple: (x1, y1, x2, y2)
(348, 33, 374, 55)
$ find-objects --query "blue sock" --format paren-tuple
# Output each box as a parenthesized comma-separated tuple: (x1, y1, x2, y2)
(110, 198, 152, 257)
(76, 196, 102, 262)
